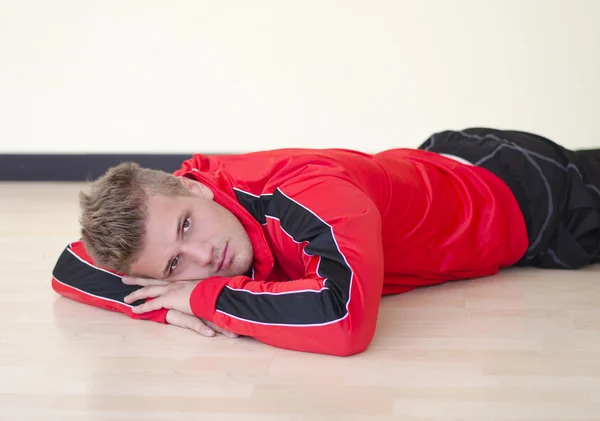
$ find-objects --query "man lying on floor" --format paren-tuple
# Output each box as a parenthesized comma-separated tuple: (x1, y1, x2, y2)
(51, 127, 600, 356)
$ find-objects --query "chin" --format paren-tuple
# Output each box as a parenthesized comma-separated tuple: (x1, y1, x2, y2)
(232, 254, 253, 277)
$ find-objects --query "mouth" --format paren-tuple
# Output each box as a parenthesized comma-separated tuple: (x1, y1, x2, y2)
(217, 242, 229, 273)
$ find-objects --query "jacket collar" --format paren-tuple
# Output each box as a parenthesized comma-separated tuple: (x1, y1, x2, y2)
(179, 168, 275, 280)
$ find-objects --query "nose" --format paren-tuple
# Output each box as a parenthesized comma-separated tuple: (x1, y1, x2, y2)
(182, 242, 213, 267)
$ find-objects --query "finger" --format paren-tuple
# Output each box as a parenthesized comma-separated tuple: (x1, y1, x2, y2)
(122, 276, 169, 287)
(166, 310, 216, 337)
(130, 297, 166, 314)
(204, 320, 238, 338)
(124, 285, 168, 304)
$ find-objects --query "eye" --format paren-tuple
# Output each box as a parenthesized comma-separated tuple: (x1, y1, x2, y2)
(183, 217, 191, 234)
(170, 255, 180, 272)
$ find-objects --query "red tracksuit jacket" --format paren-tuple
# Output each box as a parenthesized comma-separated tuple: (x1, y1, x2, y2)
(51, 147, 528, 356)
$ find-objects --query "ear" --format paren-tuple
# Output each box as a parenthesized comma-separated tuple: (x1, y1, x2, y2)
(177, 176, 214, 200)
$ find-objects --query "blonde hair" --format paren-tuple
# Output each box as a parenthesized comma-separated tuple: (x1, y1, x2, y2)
(78, 162, 191, 273)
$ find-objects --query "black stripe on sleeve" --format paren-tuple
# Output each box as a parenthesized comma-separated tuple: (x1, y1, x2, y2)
(233, 188, 272, 225)
(218, 188, 353, 326)
(52, 245, 145, 306)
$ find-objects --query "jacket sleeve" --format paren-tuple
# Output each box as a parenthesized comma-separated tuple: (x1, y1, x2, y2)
(188, 176, 385, 356)
(51, 241, 169, 323)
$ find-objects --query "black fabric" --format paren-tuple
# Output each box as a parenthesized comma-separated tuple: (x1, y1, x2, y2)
(419, 128, 600, 269)
(233, 189, 272, 225)
(52, 244, 145, 306)
(216, 188, 351, 325)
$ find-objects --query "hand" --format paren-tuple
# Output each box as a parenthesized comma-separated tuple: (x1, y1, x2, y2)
(123, 276, 237, 338)
(123, 276, 196, 315)
(166, 309, 238, 338)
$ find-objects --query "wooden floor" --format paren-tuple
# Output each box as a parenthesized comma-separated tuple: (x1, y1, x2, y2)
(1, 182, 600, 421)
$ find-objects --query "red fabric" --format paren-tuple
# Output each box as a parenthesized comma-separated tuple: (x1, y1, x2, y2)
(51, 241, 169, 324)
(172, 147, 528, 355)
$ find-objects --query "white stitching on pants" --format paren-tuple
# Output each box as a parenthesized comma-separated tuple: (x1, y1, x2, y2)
(460, 134, 552, 253)
(547, 249, 571, 269)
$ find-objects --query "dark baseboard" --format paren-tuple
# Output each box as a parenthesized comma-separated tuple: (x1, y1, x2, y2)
(0, 154, 198, 181)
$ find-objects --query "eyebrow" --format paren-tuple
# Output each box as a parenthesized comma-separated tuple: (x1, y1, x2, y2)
(162, 211, 185, 279)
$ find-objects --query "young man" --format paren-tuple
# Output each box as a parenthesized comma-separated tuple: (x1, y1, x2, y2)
(51, 127, 600, 356)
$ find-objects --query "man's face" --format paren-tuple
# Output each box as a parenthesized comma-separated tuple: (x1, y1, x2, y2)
(129, 177, 254, 281)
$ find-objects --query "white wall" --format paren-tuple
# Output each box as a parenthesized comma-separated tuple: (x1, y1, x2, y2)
(1, 0, 599, 154)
